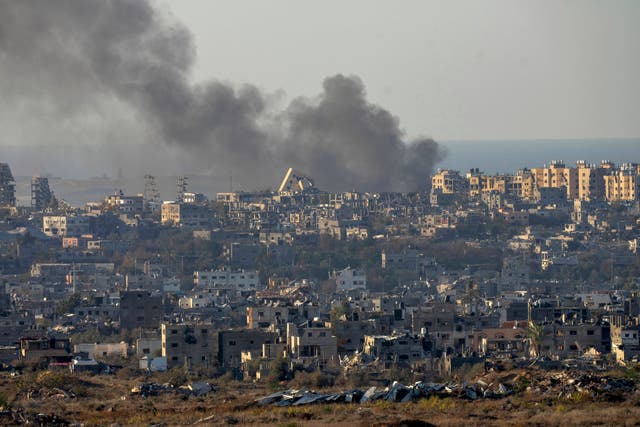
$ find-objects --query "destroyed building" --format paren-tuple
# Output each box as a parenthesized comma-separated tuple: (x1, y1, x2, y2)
(31, 176, 53, 211)
(0, 163, 16, 207)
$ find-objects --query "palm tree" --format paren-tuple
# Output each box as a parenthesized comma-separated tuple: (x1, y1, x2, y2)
(527, 321, 543, 357)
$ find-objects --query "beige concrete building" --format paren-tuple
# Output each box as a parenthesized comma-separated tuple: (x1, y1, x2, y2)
(531, 160, 578, 200)
(466, 169, 533, 200)
(162, 323, 216, 369)
(286, 321, 337, 368)
(161, 202, 210, 227)
(576, 161, 607, 201)
(42, 215, 90, 237)
(432, 169, 465, 194)
(604, 164, 639, 202)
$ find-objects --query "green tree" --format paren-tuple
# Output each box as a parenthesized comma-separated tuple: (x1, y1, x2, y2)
(57, 293, 82, 315)
(527, 321, 543, 357)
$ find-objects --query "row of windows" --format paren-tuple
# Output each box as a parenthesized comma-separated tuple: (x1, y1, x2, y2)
(169, 328, 208, 334)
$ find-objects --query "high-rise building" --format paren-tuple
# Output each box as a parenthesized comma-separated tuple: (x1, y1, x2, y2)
(431, 169, 465, 194)
(531, 160, 578, 200)
(604, 163, 640, 202)
(31, 176, 52, 211)
(576, 161, 607, 201)
(0, 163, 16, 207)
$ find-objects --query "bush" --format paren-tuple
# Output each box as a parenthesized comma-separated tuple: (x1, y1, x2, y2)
(291, 370, 336, 389)
(268, 357, 289, 385)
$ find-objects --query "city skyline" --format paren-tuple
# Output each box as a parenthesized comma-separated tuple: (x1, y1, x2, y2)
(1, 1, 639, 191)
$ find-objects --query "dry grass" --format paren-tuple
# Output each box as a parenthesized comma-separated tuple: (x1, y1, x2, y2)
(2, 370, 640, 426)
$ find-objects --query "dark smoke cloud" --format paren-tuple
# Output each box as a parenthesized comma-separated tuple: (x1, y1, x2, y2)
(0, 0, 444, 192)
(284, 75, 443, 191)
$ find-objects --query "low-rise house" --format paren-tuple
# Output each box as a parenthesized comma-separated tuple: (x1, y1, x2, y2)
(286, 320, 337, 369)
(74, 342, 128, 359)
(217, 329, 278, 370)
(334, 267, 366, 292)
(20, 336, 72, 366)
(363, 334, 427, 368)
(162, 323, 216, 370)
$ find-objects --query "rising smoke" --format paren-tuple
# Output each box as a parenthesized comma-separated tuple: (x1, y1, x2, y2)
(0, 0, 444, 192)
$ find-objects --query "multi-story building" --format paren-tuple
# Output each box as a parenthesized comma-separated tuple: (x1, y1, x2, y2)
(512, 169, 534, 199)
(286, 321, 337, 368)
(217, 330, 278, 369)
(162, 323, 216, 369)
(0, 163, 16, 207)
(431, 169, 465, 194)
(119, 291, 163, 330)
(363, 334, 427, 367)
(42, 215, 90, 237)
(104, 192, 143, 217)
(537, 323, 610, 357)
(604, 163, 639, 202)
(576, 161, 607, 201)
(531, 160, 578, 200)
(335, 267, 366, 292)
(31, 176, 52, 211)
(193, 269, 261, 292)
(161, 202, 210, 227)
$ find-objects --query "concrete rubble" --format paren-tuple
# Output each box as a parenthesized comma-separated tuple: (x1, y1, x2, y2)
(256, 379, 514, 407)
(0, 409, 70, 426)
(256, 369, 640, 407)
(130, 381, 214, 398)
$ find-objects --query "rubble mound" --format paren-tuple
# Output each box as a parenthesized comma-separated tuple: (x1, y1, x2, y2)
(257, 368, 640, 407)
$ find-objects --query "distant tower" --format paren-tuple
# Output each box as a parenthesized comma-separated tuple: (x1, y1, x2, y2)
(176, 176, 188, 202)
(0, 163, 16, 207)
(143, 174, 160, 214)
(31, 176, 52, 211)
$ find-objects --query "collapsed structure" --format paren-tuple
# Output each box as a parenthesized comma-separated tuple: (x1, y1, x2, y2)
(0, 163, 16, 207)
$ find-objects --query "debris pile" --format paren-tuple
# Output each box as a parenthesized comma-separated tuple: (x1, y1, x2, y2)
(256, 380, 514, 407)
(508, 371, 637, 401)
(257, 369, 640, 407)
(130, 381, 213, 398)
(24, 387, 76, 400)
(0, 409, 70, 426)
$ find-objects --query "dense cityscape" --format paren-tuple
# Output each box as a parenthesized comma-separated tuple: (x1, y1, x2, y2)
(1, 157, 640, 423)
(2, 0, 640, 424)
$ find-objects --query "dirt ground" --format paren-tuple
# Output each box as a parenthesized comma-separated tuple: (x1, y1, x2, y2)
(2, 368, 640, 426)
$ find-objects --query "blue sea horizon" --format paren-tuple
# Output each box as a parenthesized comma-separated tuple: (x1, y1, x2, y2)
(438, 138, 640, 174)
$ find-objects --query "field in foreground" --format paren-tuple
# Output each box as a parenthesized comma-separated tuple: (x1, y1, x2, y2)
(2, 367, 640, 426)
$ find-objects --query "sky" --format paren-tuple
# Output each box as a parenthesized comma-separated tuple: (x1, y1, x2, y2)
(167, 0, 640, 141)
(0, 0, 638, 187)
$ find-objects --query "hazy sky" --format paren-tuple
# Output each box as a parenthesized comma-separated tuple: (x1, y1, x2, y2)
(168, 0, 640, 141)
(1, 0, 639, 184)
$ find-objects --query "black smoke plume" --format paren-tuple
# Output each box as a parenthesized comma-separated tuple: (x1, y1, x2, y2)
(0, 0, 444, 192)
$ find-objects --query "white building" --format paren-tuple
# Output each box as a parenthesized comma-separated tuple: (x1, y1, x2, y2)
(42, 215, 90, 237)
(178, 292, 215, 309)
(193, 269, 262, 292)
(335, 267, 366, 292)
